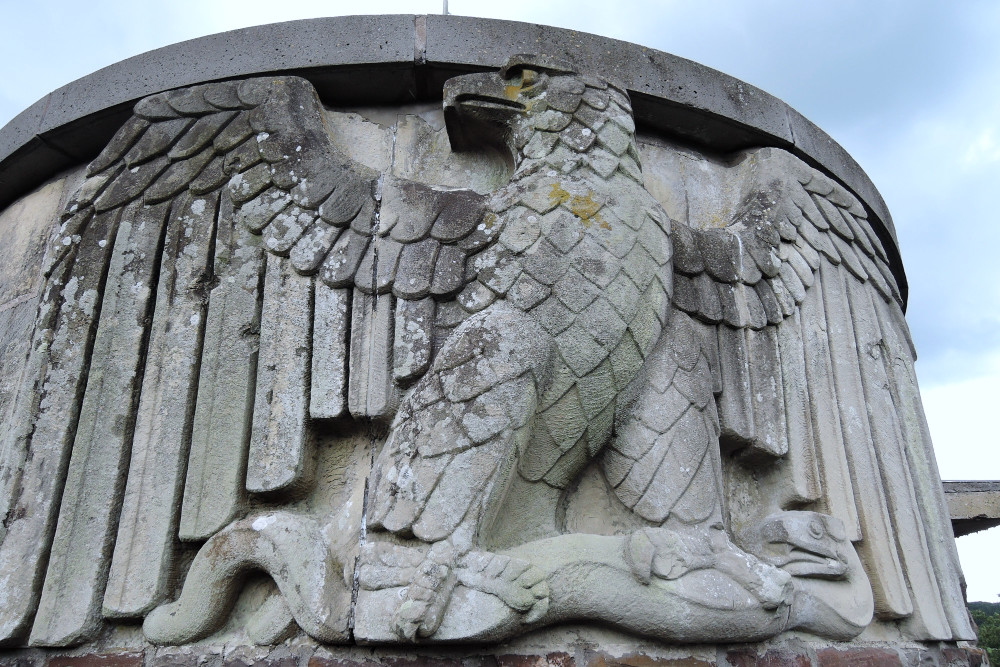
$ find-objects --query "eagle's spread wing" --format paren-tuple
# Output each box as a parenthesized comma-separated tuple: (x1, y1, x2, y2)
(660, 147, 970, 641)
(0, 76, 498, 646)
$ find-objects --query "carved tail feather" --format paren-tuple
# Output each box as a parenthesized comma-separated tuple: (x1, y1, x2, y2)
(143, 511, 351, 644)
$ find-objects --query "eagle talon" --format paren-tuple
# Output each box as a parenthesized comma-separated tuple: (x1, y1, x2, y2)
(392, 542, 459, 641)
(622, 526, 794, 610)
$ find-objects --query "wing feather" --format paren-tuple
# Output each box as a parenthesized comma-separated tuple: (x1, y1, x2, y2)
(797, 266, 862, 540)
(774, 310, 822, 505)
(845, 272, 951, 638)
(87, 116, 152, 175)
(145, 146, 217, 204)
(715, 325, 754, 445)
(831, 232, 868, 280)
(872, 292, 976, 640)
(179, 192, 263, 541)
(94, 155, 171, 212)
(743, 326, 787, 456)
(348, 291, 398, 419)
(672, 146, 971, 640)
(123, 117, 194, 166)
(247, 255, 313, 494)
(310, 284, 350, 419)
(321, 228, 370, 287)
(290, 221, 344, 274)
(262, 205, 316, 255)
(819, 261, 911, 619)
(394, 297, 436, 383)
(792, 233, 822, 270)
(813, 191, 854, 240)
(189, 155, 229, 194)
(754, 280, 783, 325)
(167, 110, 238, 159)
(0, 209, 120, 644)
(31, 200, 171, 646)
(105, 191, 218, 619)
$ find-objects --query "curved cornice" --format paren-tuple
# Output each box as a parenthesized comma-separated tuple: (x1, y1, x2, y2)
(0, 14, 906, 299)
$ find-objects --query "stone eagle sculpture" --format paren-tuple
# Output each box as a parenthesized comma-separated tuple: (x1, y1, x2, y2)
(0, 55, 973, 648)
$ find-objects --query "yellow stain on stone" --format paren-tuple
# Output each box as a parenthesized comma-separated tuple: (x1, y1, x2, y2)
(548, 184, 611, 230)
(549, 183, 571, 206)
(483, 212, 497, 229)
(570, 192, 602, 222)
(704, 213, 727, 228)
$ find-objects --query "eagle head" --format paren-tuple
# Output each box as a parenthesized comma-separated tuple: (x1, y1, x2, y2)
(444, 54, 637, 177)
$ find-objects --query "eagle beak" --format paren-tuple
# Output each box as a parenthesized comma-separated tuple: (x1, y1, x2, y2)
(443, 70, 525, 153)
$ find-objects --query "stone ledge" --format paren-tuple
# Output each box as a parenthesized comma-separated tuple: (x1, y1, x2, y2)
(0, 15, 906, 302)
(0, 645, 988, 667)
(944, 481, 1000, 537)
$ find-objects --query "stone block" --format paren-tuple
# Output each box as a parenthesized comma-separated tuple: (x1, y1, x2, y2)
(814, 648, 902, 667)
(48, 653, 144, 667)
(724, 647, 812, 667)
(583, 652, 714, 667)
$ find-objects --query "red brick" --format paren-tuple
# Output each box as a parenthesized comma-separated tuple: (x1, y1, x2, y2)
(725, 648, 811, 667)
(496, 654, 575, 667)
(49, 653, 144, 667)
(584, 652, 714, 667)
(816, 648, 902, 667)
(941, 646, 988, 667)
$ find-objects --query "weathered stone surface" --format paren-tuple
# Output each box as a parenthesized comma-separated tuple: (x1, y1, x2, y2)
(30, 200, 171, 647)
(143, 512, 350, 645)
(348, 291, 397, 419)
(0, 171, 79, 530)
(0, 645, 992, 667)
(0, 29, 979, 667)
(0, 204, 122, 644)
(179, 196, 263, 541)
(104, 192, 217, 618)
(246, 256, 312, 493)
(48, 653, 144, 667)
(945, 480, 1000, 536)
(310, 285, 350, 419)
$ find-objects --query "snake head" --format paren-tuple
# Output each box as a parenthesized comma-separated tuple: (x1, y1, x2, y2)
(753, 511, 851, 580)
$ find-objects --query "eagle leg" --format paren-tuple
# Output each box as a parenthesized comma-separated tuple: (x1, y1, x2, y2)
(605, 313, 793, 610)
(603, 311, 724, 527)
(367, 303, 558, 640)
(393, 540, 460, 640)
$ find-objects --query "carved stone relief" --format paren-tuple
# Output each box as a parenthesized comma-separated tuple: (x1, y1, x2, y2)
(0, 54, 973, 650)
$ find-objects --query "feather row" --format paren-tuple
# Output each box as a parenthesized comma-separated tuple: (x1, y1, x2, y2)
(670, 150, 901, 330)
(74, 77, 491, 313)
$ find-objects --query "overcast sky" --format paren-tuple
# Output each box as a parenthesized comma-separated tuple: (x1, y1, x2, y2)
(2, 1, 998, 601)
